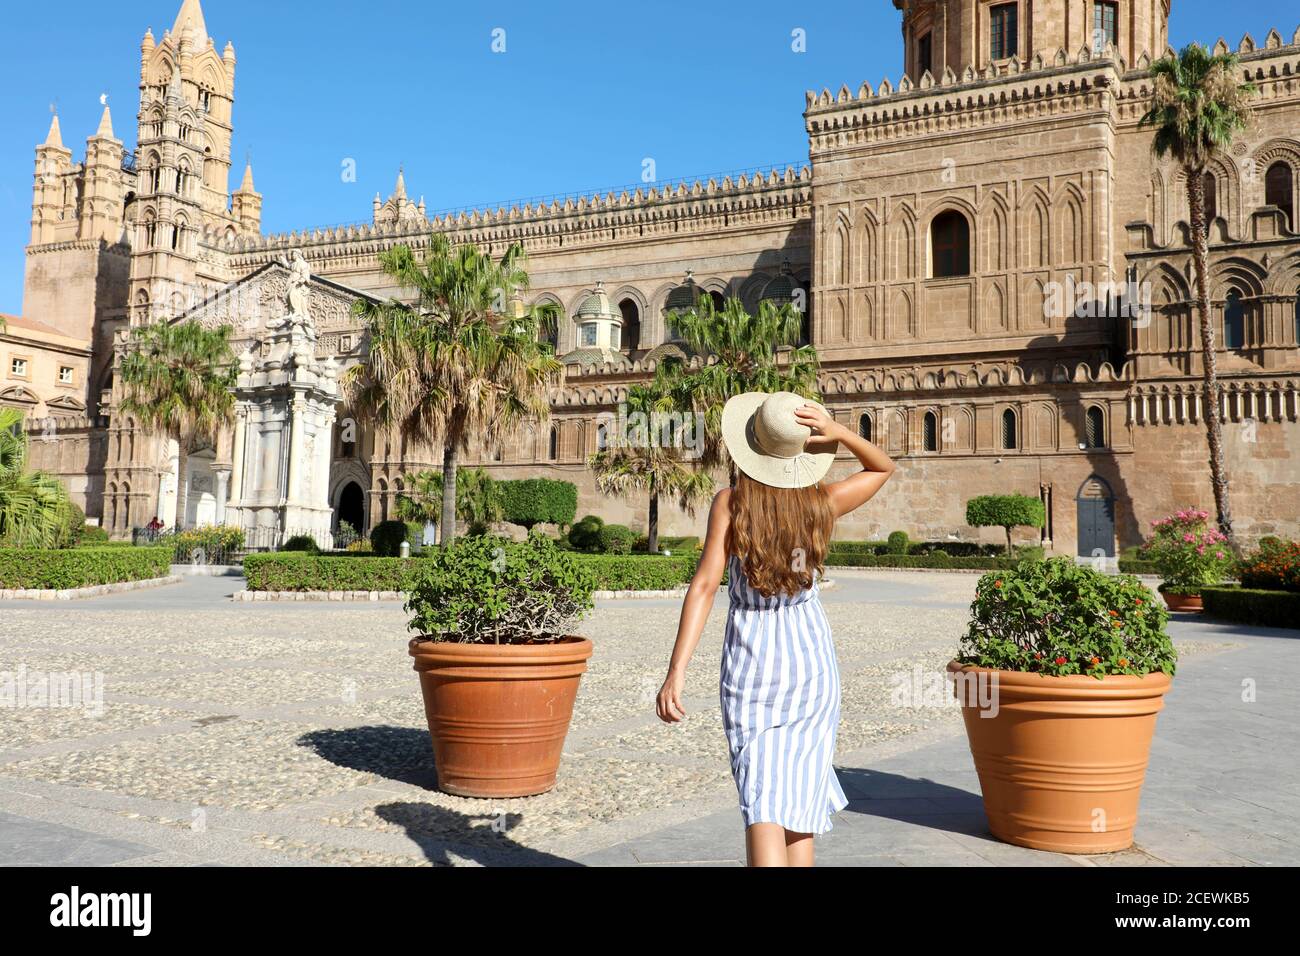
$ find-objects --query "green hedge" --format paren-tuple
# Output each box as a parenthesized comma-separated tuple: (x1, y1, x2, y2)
(243, 553, 419, 592)
(243, 551, 702, 593)
(1119, 559, 1160, 575)
(1201, 586, 1300, 630)
(0, 547, 172, 590)
(826, 553, 1023, 570)
(571, 554, 699, 590)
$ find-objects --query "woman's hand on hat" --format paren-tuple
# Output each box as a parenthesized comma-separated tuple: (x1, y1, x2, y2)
(795, 403, 841, 452)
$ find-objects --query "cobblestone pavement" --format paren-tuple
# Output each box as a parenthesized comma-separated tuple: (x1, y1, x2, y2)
(0, 570, 1292, 866)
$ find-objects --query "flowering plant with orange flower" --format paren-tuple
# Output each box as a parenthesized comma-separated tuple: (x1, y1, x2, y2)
(1144, 509, 1234, 597)
(959, 558, 1175, 678)
(1236, 537, 1300, 592)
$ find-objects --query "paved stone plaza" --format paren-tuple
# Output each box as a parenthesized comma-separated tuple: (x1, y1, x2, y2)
(0, 570, 1296, 867)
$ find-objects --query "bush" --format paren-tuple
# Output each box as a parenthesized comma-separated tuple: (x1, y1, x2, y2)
(1014, 544, 1046, 562)
(885, 531, 910, 555)
(965, 494, 1046, 554)
(243, 553, 417, 592)
(597, 523, 636, 555)
(0, 546, 172, 590)
(78, 525, 111, 546)
(171, 525, 245, 562)
(52, 502, 87, 549)
(830, 540, 888, 555)
(568, 514, 605, 552)
(1202, 585, 1300, 629)
(571, 553, 699, 590)
(1144, 509, 1234, 596)
(1118, 558, 1160, 575)
(500, 478, 577, 530)
(405, 532, 594, 644)
(282, 535, 321, 554)
(1236, 538, 1299, 592)
(370, 520, 421, 557)
(959, 558, 1175, 678)
(826, 552, 1022, 571)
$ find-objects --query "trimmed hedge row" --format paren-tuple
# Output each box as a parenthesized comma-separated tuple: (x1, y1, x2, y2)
(242, 552, 700, 593)
(242, 554, 418, 592)
(1201, 586, 1300, 630)
(0, 547, 172, 590)
(1118, 559, 1160, 575)
(826, 553, 1023, 570)
(571, 554, 699, 590)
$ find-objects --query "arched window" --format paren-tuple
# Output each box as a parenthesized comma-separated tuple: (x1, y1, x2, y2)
(1224, 289, 1245, 350)
(1202, 172, 1217, 231)
(596, 423, 608, 452)
(1001, 408, 1017, 449)
(1265, 162, 1294, 229)
(619, 299, 640, 353)
(547, 425, 558, 461)
(858, 412, 872, 442)
(709, 290, 726, 312)
(922, 410, 939, 452)
(1085, 406, 1106, 448)
(930, 211, 970, 278)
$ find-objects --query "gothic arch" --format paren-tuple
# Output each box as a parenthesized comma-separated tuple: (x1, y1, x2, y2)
(983, 281, 1008, 330)
(980, 193, 1009, 272)
(1209, 258, 1268, 298)
(888, 205, 917, 280)
(1020, 188, 1050, 268)
(889, 287, 915, 339)
(829, 214, 851, 286)
(857, 207, 880, 283)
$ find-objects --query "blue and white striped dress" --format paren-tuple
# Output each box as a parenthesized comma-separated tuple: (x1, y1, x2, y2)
(720, 553, 848, 834)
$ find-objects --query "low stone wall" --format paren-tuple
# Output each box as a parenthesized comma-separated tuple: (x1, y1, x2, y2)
(0, 575, 182, 602)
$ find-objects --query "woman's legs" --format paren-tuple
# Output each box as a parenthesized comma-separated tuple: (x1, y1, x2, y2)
(744, 824, 816, 866)
(745, 823, 789, 866)
(784, 830, 815, 867)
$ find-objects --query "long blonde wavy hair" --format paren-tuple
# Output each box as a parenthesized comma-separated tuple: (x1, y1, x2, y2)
(726, 472, 835, 598)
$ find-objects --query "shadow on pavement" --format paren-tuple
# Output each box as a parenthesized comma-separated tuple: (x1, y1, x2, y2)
(298, 726, 582, 866)
(836, 765, 992, 838)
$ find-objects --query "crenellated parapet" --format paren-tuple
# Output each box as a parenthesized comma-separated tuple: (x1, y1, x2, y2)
(805, 47, 1122, 155)
(211, 164, 813, 272)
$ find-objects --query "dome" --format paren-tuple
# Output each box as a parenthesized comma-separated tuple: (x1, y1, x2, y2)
(575, 281, 619, 321)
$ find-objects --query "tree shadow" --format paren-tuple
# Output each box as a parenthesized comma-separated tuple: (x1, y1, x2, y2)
(372, 802, 581, 867)
(297, 726, 582, 866)
(835, 766, 994, 840)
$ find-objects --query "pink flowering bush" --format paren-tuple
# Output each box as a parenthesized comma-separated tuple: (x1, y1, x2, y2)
(1144, 509, 1234, 596)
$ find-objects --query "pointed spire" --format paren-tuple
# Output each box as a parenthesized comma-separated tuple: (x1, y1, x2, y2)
(44, 113, 64, 149)
(95, 105, 114, 139)
(394, 166, 407, 198)
(171, 0, 209, 46)
(239, 163, 256, 192)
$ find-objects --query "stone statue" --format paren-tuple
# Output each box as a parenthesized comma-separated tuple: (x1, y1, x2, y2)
(286, 250, 311, 318)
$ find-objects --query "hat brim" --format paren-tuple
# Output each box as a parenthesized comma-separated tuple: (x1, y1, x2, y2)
(721, 392, 838, 489)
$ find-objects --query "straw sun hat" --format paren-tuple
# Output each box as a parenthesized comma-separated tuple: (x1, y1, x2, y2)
(720, 391, 837, 489)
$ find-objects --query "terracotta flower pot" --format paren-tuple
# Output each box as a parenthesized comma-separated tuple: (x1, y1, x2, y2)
(409, 636, 593, 798)
(1160, 590, 1203, 613)
(947, 661, 1173, 854)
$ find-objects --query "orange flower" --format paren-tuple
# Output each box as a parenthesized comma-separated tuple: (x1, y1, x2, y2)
(1108, 610, 1119, 617)
(1118, 658, 1129, 667)
(994, 580, 1003, 589)
(1135, 598, 1143, 605)
(1089, 656, 1101, 665)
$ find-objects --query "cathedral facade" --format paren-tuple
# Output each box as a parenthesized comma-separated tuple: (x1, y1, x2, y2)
(7, 0, 1300, 554)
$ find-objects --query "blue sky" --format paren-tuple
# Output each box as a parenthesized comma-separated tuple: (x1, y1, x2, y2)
(1, 0, 1295, 313)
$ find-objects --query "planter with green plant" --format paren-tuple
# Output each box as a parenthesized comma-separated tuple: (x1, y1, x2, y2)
(1143, 509, 1234, 611)
(949, 558, 1176, 853)
(405, 531, 595, 798)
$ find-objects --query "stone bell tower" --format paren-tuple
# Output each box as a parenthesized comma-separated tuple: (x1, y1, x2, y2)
(894, 1, 1171, 83)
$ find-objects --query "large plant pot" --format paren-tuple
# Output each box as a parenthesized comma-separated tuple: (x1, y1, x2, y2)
(409, 636, 593, 798)
(947, 662, 1173, 854)
(1160, 590, 1203, 613)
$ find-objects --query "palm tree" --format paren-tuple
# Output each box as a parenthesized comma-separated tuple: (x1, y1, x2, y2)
(660, 294, 819, 470)
(1140, 43, 1256, 549)
(0, 407, 73, 547)
(589, 382, 714, 554)
(396, 466, 503, 535)
(346, 234, 562, 545)
(118, 320, 237, 529)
